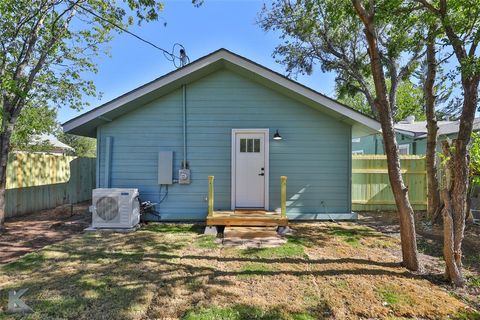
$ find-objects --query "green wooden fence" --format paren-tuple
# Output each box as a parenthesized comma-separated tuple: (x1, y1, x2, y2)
(5, 153, 96, 218)
(352, 155, 427, 211)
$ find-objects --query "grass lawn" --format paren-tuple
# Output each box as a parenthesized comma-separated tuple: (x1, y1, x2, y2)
(0, 222, 478, 319)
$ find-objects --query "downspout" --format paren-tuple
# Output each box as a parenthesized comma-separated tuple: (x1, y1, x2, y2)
(182, 84, 187, 169)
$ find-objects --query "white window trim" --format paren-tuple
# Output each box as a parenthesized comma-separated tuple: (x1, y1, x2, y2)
(231, 129, 269, 210)
(398, 144, 410, 155)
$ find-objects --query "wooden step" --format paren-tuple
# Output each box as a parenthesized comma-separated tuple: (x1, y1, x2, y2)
(207, 210, 288, 227)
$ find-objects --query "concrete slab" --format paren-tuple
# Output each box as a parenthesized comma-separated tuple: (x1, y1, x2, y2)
(204, 226, 218, 235)
(223, 226, 287, 248)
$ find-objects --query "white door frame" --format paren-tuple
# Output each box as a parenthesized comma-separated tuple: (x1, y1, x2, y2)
(231, 129, 269, 210)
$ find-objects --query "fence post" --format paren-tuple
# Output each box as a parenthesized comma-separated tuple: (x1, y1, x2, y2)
(281, 176, 287, 218)
(208, 176, 214, 217)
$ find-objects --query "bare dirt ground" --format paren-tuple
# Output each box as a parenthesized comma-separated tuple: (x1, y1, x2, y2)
(359, 211, 480, 312)
(0, 202, 91, 264)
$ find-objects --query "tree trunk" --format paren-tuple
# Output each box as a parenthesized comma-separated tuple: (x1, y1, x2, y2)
(424, 27, 442, 220)
(382, 114, 420, 270)
(441, 189, 463, 285)
(0, 116, 14, 232)
(440, 140, 465, 286)
(445, 81, 479, 286)
(352, 0, 420, 271)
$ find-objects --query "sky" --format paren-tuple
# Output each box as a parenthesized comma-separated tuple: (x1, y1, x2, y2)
(59, 0, 336, 124)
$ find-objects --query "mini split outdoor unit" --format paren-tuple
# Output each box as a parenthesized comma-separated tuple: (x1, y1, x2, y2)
(91, 188, 140, 229)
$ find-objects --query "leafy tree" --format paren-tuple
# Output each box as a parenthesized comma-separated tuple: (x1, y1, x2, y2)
(259, 0, 425, 119)
(8, 104, 57, 151)
(0, 0, 167, 230)
(336, 80, 426, 122)
(57, 132, 96, 157)
(261, 0, 422, 270)
(414, 0, 480, 287)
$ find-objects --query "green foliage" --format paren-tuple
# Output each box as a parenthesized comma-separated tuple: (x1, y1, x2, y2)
(395, 81, 426, 122)
(8, 105, 58, 150)
(470, 132, 480, 184)
(57, 132, 96, 157)
(337, 80, 425, 121)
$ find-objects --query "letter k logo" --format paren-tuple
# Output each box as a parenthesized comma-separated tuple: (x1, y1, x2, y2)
(8, 288, 33, 313)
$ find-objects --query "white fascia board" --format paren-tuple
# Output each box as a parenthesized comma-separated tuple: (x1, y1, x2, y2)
(394, 128, 417, 137)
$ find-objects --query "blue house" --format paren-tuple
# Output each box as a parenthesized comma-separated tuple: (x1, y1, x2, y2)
(352, 115, 480, 155)
(63, 49, 380, 221)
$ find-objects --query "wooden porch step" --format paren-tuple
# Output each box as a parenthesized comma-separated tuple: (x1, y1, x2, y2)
(206, 210, 288, 227)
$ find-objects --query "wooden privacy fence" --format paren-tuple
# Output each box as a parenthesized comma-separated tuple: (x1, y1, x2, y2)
(352, 155, 427, 211)
(5, 152, 96, 218)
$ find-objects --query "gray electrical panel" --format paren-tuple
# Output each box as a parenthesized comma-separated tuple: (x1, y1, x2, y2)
(178, 168, 191, 184)
(158, 151, 173, 184)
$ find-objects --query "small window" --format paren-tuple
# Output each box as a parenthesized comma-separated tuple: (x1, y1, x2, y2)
(352, 138, 361, 143)
(254, 139, 260, 152)
(240, 139, 246, 152)
(247, 138, 253, 152)
(240, 138, 261, 153)
(352, 150, 364, 155)
(398, 144, 409, 155)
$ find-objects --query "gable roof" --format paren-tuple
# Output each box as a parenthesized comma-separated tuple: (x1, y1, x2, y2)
(63, 48, 381, 137)
(392, 118, 480, 138)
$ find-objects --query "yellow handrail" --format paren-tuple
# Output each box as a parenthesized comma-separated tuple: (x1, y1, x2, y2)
(281, 176, 287, 218)
(208, 176, 214, 217)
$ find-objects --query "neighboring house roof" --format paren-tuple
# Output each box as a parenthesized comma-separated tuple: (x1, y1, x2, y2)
(63, 48, 381, 138)
(32, 134, 74, 152)
(393, 118, 480, 139)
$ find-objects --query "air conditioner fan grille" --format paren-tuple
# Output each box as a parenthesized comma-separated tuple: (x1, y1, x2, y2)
(96, 196, 119, 221)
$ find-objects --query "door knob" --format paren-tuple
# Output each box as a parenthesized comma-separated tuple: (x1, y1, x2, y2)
(258, 173, 265, 176)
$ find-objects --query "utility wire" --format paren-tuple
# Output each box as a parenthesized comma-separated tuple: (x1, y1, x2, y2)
(74, 2, 188, 67)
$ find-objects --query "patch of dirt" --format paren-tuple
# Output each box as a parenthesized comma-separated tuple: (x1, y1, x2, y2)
(0, 202, 91, 264)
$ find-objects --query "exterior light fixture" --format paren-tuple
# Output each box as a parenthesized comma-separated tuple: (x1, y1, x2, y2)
(273, 129, 282, 140)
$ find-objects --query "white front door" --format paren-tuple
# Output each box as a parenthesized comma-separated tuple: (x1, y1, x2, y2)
(233, 130, 268, 209)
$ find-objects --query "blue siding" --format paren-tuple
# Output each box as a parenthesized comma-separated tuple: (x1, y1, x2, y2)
(353, 133, 416, 154)
(98, 69, 352, 220)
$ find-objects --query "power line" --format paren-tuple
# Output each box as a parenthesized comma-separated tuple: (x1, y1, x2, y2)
(74, 2, 189, 68)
